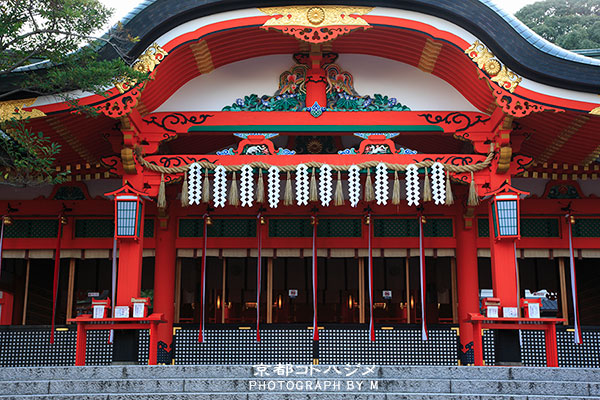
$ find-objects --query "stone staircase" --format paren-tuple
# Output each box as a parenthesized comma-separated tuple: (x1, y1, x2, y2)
(0, 365, 599, 399)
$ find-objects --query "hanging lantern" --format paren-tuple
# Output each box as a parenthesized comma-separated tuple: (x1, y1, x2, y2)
(105, 184, 147, 240)
(484, 181, 529, 240)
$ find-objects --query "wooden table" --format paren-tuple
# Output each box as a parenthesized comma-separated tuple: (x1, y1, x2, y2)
(68, 313, 165, 366)
(468, 313, 565, 367)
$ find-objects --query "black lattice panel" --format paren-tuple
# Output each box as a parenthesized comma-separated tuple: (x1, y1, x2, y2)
(138, 330, 150, 364)
(482, 330, 496, 365)
(174, 329, 312, 364)
(85, 330, 113, 365)
(319, 328, 458, 365)
(520, 330, 546, 367)
(0, 329, 75, 367)
(557, 329, 600, 368)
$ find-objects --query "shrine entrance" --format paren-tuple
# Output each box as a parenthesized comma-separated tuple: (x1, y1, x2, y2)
(176, 255, 456, 326)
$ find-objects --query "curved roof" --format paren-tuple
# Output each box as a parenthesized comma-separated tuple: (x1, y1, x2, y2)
(101, 0, 600, 93)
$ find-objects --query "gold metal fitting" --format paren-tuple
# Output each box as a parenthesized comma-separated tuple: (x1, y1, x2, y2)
(364, 215, 371, 225)
(569, 215, 576, 225)
(311, 216, 318, 226)
(2, 215, 12, 225)
(421, 215, 427, 224)
(260, 216, 266, 225)
(205, 216, 213, 225)
(59, 216, 68, 225)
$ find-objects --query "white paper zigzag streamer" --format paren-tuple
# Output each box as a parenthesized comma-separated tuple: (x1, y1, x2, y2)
(296, 164, 309, 206)
(267, 166, 280, 209)
(348, 165, 360, 207)
(240, 165, 254, 207)
(188, 163, 202, 205)
(213, 166, 227, 208)
(406, 164, 420, 207)
(319, 164, 333, 207)
(431, 162, 445, 205)
(375, 163, 389, 205)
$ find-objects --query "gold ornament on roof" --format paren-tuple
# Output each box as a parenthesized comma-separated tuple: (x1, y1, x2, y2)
(260, 6, 373, 28)
(590, 106, 600, 115)
(259, 6, 373, 43)
(307, 7, 326, 25)
(115, 43, 168, 93)
(465, 40, 522, 93)
(133, 43, 168, 74)
(0, 98, 45, 123)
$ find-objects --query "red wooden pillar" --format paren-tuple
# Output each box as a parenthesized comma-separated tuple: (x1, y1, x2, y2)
(456, 209, 480, 365)
(116, 214, 144, 307)
(153, 211, 176, 363)
(488, 202, 519, 308)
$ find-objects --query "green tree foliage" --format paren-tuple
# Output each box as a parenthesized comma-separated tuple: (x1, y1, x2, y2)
(515, 0, 600, 50)
(0, 0, 145, 185)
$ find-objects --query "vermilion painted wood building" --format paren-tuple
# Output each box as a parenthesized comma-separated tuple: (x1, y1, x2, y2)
(1, 0, 600, 367)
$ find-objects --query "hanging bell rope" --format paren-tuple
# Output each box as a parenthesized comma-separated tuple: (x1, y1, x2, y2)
(180, 171, 189, 207)
(467, 171, 480, 206)
(364, 168, 374, 202)
(157, 173, 167, 209)
(445, 171, 454, 205)
(256, 168, 265, 204)
(201, 168, 210, 203)
(422, 167, 432, 203)
(229, 171, 240, 207)
(392, 171, 401, 205)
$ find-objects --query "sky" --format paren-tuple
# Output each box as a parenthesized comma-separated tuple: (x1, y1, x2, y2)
(100, 0, 540, 29)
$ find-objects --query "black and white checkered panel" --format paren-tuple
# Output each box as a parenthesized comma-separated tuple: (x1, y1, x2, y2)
(174, 329, 313, 364)
(85, 330, 113, 365)
(138, 329, 149, 364)
(0, 329, 75, 367)
(319, 328, 458, 365)
(520, 330, 546, 367)
(482, 330, 496, 366)
(557, 328, 600, 368)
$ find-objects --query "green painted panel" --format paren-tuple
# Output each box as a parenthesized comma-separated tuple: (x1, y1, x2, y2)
(521, 218, 559, 238)
(75, 219, 113, 238)
(374, 218, 453, 237)
(269, 218, 362, 238)
(144, 219, 155, 238)
(478, 218, 490, 238)
(179, 219, 256, 237)
(269, 219, 312, 237)
(573, 218, 600, 237)
(4, 220, 58, 238)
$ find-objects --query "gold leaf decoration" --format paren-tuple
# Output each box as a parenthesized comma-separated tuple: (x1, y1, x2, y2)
(465, 40, 522, 93)
(260, 6, 373, 28)
(590, 106, 600, 115)
(114, 43, 168, 93)
(0, 98, 45, 122)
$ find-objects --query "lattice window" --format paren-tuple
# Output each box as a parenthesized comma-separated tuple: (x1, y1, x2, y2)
(478, 218, 490, 238)
(268, 219, 362, 238)
(179, 219, 257, 238)
(572, 218, 600, 237)
(75, 219, 114, 238)
(374, 219, 453, 237)
(4, 219, 58, 238)
(520, 218, 559, 238)
(144, 219, 155, 238)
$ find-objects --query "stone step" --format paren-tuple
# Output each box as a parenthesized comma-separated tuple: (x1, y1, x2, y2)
(0, 378, 596, 396)
(1, 365, 598, 383)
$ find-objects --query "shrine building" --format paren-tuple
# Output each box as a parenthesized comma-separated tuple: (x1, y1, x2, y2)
(1, 0, 600, 367)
